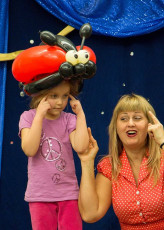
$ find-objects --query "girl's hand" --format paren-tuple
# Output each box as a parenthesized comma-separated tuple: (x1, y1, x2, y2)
(148, 111, 164, 146)
(77, 128, 99, 162)
(36, 97, 51, 119)
(69, 95, 83, 115)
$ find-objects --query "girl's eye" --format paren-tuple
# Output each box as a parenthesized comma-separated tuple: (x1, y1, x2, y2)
(50, 95, 57, 98)
(63, 95, 69, 98)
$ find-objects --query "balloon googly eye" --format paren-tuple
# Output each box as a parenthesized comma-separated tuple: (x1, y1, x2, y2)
(66, 50, 78, 66)
(78, 50, 90, 64)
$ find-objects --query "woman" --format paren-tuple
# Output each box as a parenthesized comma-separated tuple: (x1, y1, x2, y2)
(78, 93, 164, 230)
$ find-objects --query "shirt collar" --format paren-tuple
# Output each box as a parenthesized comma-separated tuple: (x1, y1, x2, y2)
(119, 149, 149, 186)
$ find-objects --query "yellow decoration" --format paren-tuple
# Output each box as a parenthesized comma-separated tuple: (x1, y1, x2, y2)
(0, 25, 75, 62)
(0, 50, 23, 61)
(57, 25, 75, 36)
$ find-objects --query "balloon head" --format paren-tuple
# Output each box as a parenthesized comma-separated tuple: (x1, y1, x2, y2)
(12, 23, 97, 96)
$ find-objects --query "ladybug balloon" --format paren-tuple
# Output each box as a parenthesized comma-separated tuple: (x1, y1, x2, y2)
(12, 23, 97, 95)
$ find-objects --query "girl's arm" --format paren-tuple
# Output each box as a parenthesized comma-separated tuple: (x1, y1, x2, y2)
(21, 114, 43, 157)
(21, 97, 51, 157)
(78, 128, 112, 223)
(69, 95, 89, 153)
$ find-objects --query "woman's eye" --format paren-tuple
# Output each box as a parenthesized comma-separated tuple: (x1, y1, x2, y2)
(120, 117, 128, 121)
(134, 116, 141, 120)
(66, 50, 78, 65)
(78, 50, 89, 64)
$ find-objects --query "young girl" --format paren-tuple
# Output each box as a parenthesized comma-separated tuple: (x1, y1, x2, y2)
(19, 79, 89, 230)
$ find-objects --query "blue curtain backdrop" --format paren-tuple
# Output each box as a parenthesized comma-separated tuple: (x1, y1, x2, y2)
(1, 0, 164, 229)
(0, 1, 163, 176)
(0, 0, 9, 176)
(35, 0, 164, 37)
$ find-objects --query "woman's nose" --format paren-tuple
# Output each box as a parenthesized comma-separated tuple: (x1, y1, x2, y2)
(128, 118, 135, 126)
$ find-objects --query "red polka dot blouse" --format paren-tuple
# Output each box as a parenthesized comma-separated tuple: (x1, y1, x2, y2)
(97, 149, 164, 230)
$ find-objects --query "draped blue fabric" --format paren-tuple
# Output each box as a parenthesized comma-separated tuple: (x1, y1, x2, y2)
(35, 0, 164, 37)
(0, 0, 9, 175)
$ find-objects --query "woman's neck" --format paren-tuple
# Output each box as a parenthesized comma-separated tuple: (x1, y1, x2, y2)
(124, 146, 146, 163)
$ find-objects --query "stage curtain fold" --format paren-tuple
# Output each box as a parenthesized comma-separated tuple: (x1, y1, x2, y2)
(35, 0, 164, 37)
(0, 0, 9, 175)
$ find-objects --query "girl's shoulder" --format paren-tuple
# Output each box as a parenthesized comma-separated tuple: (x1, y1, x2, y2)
(19, 109, 36, 135)
(62, 111, 76, 118)
(20, 109, 36, 121)
(21, 108, 35, 115)
(61, 111, 77, 121)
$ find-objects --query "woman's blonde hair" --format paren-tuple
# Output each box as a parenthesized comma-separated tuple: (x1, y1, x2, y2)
(109, 93, 161, 185)
(30, 79, 81, 109)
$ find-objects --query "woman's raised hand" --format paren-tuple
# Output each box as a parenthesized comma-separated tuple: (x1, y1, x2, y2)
(77, 127, 99, 162)
(148, 111, 164, 146)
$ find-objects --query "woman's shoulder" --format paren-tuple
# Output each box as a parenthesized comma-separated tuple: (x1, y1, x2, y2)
(97, 156, 112, 169)
(97, 156, 112, 180)
(98, 155, 112, 164)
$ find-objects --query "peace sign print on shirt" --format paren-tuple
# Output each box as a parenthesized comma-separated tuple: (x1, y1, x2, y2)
(40, 137, 62, 161)
(40, 133, 66, 173)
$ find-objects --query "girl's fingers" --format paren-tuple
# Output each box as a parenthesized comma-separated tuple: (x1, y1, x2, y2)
(40, 97, 45, 103)
(69, 94, 76, 100)
(40, 96, 48, 103)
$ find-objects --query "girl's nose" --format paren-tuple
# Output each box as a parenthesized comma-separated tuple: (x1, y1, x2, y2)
(56, 98, 62, 105)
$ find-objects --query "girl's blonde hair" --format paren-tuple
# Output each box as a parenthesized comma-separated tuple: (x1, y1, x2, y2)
(109, 93, 161, 185)
(30, 79, 81, 109)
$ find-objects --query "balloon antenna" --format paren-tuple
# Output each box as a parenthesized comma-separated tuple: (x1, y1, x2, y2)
(79, 23, 92, 50)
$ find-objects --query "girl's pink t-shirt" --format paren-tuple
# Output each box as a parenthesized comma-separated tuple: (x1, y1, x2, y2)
(19, 109, 79, 202)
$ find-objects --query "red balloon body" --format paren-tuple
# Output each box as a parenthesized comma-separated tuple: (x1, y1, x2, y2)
(12, 45, 66, 84)
(12, 45, 96, 85)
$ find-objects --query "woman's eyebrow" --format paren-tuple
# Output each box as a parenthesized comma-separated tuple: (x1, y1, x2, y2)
(119, 112, 128, 115)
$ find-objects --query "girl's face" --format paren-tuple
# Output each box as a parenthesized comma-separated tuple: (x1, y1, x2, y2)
(116, 111, 149, 150)
(46, 81, 70, 119)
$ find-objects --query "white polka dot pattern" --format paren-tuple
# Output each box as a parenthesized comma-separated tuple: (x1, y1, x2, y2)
(97, 150, 164, 230)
